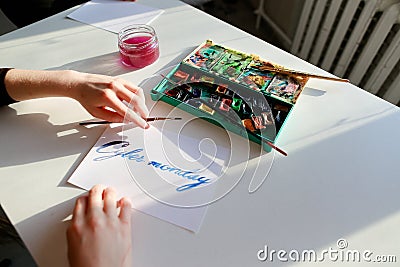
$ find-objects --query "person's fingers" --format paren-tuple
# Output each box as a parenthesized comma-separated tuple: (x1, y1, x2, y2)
(125, 109, 150, 129)
(127, 94, 149, 119)
(127, 91, 149, 119)
(112, 81, 149, 119)
(90, 107, 125, 123)
(106, 93, 149, 128)
(88, 184, 106, 215)
(113, 80, 147, 113)
(118, 197, 132, 223)
(103, 187, 118, 216)
(134, 86, 145, 100)
(114, 79, 139, 93)
(123, 81, 145, 101)
(72, 196, 88, 224)
(111, 80, 136, 103)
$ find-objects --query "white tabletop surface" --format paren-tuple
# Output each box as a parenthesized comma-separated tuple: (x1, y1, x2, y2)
(1, 0, 400, 266)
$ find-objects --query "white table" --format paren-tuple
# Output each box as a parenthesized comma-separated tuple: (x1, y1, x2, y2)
(1, 0, 400, 266)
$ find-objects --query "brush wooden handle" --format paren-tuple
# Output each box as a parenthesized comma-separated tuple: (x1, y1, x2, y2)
(260, 66, 349, 83)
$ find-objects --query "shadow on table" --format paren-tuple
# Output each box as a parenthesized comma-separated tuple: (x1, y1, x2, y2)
(14, 198, 78, 267)
(46, 45, 198, 77)
(0, 104, 124, 170)
(0, 104, 143, 191)
(47, 51, 132, 76)
(0, 45, 203, 188)
(302, 86, 326, 97)
(5, 99, 400, 267)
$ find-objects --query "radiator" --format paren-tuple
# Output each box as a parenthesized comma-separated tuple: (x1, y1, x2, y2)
(291, 0, 400, 106)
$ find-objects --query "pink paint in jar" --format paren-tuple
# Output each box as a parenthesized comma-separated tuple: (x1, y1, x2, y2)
(118, 25, 160, 69)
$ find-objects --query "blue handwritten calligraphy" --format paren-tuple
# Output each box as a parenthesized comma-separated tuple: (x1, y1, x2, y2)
(93, 140, 212, 191)
(147, 161, 211, 191)
(94, 140, 145, 162)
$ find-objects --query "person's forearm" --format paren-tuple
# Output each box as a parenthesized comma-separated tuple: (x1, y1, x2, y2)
(4, 69, 78, 101)
(2, 68, 149, 127)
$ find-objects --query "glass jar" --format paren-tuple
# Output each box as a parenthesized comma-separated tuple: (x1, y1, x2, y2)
(118, 24, 160, 68)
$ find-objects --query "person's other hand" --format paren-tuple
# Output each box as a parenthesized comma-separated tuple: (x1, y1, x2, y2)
(67, 185, 133, 267)
(68, 71, 149, 128)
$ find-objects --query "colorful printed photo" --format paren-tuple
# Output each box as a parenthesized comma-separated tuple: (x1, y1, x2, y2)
(265, 74, 300, 103)
(211, 50, 252, 79)
(184, 40, 225, 70)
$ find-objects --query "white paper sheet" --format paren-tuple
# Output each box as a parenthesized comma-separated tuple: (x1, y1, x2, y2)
(67, 0, 164, 33)
(68, 115, 230, 232)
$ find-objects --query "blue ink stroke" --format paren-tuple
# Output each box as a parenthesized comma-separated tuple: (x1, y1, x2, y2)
(93, 140, 212, 191)
(147, 161, 211, 191)
(94, 140, 145, 162)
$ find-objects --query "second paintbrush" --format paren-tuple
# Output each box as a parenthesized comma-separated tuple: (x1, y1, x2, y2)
(79, 117, 182, 126)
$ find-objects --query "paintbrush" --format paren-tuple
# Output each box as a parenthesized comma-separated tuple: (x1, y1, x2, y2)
(160, 74, 288, 156)
(260, 66, 349, 83)
(79, 117, 182, 126)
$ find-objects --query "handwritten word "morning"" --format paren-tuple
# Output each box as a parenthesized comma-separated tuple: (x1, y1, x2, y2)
(93, 140, 212, 191)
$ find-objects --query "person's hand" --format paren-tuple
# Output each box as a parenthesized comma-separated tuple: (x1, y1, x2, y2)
(4, 69, 150, 128)
(67, 71, 149, 128)
(67, 185, 133, 267)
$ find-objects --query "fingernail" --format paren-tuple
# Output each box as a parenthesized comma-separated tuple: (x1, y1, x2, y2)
(145, 123, 150, 129)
